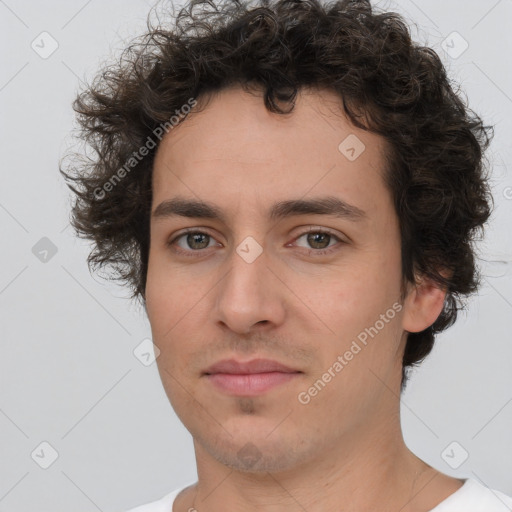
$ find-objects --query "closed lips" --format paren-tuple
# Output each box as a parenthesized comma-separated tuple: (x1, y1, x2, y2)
(203, 358, 301, 375)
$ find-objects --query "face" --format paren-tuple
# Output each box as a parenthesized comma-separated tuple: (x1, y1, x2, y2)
(145, 85, 426, 474)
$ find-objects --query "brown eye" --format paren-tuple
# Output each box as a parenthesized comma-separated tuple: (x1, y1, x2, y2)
(294, 229, 341, 251)
(290, 228, 347, 257)
(305, 232, 332, 250)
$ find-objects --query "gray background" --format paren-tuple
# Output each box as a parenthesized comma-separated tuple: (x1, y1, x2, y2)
(1, 0, 511, 510)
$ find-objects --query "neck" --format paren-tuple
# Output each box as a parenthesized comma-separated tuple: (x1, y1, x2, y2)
(185, 415, 442, 512)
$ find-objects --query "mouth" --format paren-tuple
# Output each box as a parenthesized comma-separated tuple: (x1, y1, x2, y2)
(202, 358, 302, 396)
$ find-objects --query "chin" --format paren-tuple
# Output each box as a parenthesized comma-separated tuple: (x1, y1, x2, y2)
(194, 423, 314, 474)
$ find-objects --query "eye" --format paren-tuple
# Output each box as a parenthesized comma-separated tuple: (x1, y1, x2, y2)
(166, 227, 346, 258)
(291, 228, 344, 256)
(167, 229, 220, 257)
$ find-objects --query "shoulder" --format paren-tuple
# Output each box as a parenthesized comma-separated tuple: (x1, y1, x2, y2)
(432, 478, 512, 511)
(122, 484, 191, 512)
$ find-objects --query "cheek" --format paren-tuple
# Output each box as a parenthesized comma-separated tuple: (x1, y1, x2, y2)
(145, 260, 168, 332)
(294, 247, 404, 377)
(145, 248, 188, 328)
(302, 259, 401, 337)
(145, 259, 186, 363)
(145, 252, 207, 365)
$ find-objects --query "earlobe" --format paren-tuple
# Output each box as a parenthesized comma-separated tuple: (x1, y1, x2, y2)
(401, 275, 448, 333)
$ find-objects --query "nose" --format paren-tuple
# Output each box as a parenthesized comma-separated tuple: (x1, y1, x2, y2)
(213, 243, 286, 335)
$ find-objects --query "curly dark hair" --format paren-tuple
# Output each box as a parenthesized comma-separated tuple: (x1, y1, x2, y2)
(60, 0, 493, 391)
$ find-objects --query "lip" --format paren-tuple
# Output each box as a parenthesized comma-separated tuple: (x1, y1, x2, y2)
(203, 358, 302, 396)
(203, 358, 299, 375)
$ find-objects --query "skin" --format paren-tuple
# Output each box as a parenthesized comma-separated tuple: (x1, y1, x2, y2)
(144, 84, 465, 512)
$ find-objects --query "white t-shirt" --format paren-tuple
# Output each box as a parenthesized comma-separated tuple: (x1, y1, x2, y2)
(124, 478, 512, 512)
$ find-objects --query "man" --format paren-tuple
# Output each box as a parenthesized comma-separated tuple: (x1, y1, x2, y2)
(60, 0, 512, 510)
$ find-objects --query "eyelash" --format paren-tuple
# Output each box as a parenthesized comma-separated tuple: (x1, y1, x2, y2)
(166, 227, 345, 258)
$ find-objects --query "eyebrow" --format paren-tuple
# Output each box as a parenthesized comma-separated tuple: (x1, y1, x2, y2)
(152, 195, 366, 223)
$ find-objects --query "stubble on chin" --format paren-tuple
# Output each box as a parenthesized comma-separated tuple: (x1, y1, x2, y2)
(237, 397, 255, 414)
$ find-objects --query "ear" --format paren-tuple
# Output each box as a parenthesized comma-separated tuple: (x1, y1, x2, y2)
(401, 273, 448, 333)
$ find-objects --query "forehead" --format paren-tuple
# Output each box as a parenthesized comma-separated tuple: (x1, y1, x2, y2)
(151, 85, 391, 222)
